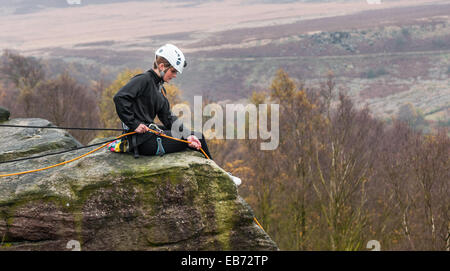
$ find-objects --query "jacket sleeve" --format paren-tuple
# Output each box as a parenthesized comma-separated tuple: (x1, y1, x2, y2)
(113, 75, 145, 132)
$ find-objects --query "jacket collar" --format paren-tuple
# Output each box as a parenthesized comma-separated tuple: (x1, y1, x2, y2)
(149, 69, 164, 85)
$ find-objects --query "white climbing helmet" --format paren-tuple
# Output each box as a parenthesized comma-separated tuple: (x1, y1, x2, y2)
(155, 44, 186, 74)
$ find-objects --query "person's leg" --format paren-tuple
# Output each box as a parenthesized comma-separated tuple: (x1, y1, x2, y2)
(156, 125, 213, 158)
(139, 126, 240, 184)
(138, 133, 188, 156)
(138, 125, 213, 159)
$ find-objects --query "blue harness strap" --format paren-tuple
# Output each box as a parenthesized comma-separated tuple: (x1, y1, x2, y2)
(155, 137, 165, 156)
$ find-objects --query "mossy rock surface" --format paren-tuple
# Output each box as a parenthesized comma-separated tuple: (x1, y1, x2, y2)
(0, 118, 81, 163)
(0, 118, 277, 251)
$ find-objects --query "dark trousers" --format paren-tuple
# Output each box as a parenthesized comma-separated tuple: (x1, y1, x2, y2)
(136, 126, 213, 160)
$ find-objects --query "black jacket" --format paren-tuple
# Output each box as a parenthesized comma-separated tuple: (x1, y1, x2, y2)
(113, 69, 177, 132)
(113, 69, 183, 147)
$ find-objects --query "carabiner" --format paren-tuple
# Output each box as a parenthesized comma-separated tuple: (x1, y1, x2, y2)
(148, 123, 164, 134)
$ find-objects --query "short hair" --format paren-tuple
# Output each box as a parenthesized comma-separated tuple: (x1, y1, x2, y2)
(153, 56, 171, 69)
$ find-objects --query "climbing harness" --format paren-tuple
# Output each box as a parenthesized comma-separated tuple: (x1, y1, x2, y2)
(148, 123, 163, 134)
(155, 137, 165, 156)
(145, 125, 210, 160)
(145, 124, 165, 156)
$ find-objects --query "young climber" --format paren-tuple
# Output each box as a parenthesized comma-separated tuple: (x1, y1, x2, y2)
(113, 44, 241, 186)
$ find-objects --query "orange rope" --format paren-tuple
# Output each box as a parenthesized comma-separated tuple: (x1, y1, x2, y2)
(0, 128, 263, 235)
(152, 128, 263, 232)
(0, 132, 136, 178)
(253, 217, 265, 231)
(0, 129, 210, 178)
(147, 128, 210, 160)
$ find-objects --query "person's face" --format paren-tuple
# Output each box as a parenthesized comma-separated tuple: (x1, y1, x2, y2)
(157, 62, 177, 83)
(163, 67, 178, 83)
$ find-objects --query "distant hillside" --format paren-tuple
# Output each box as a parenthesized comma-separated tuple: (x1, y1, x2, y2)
(0, 0, 394, 15)
(0, 0, 219, 15)
(1, 0, 448, 133)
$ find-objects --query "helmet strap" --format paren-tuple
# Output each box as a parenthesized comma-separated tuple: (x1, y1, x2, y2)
(159, 66, 171, 84)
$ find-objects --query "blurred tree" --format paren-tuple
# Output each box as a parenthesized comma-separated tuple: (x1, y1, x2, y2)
(164, 84, 183, 106)
(0, 50, 46, 116)
(397, 102, 428, 131)
(32, 71, 100, 144)
(398, 103, 418, 124)
(270, 68, 296, 103)
(0, 50, 45, 90)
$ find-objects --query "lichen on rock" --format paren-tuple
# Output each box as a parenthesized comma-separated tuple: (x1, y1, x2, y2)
(0, 118, 277, 251)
